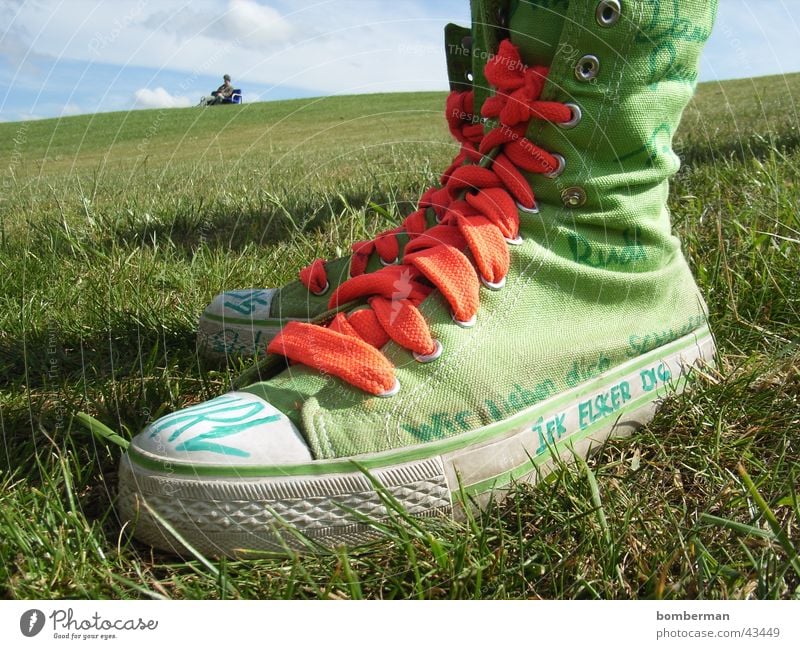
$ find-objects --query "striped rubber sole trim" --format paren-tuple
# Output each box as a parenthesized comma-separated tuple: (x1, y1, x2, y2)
(197, 314, 288, 360)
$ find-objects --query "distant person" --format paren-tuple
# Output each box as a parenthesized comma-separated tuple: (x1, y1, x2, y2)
(199, 74, 234, 106)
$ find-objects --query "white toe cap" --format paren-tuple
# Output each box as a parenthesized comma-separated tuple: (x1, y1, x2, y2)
(132, 391, 312, 465)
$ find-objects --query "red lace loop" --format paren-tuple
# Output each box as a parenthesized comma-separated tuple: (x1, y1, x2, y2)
(329, 264, 431, 310)
(299, 259, 328, 294)
(457, 213, 509, 285)
(443, 90, 484, 182)
(465, 187, 519, 240)
(482, 41, 570, 127)
(491, 152, 536, 207)
(270, 40, 570, 394)
(370, 296, 435, 356)
(446, 90, 483, 145)
(332, 309, 389, 349)
(405, 245, 480, 324)
(270, 322, 397, 395)
(481, 41, 571, 178)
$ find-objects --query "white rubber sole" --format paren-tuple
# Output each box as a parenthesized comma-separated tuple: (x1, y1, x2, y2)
(119, 328, 715, 557)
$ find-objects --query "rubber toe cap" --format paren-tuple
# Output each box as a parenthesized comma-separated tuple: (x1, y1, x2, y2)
(131, 391, 313, 465)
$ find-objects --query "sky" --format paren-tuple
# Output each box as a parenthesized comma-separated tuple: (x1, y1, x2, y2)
(1, 0, 799, 122)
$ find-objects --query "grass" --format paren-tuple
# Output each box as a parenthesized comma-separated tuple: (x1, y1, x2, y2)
(1, 72, 799, 599)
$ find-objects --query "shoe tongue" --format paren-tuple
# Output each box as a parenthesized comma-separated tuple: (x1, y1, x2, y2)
(508, 0, 567, 66)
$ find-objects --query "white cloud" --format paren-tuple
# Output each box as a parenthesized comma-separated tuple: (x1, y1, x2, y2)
(133, 87, 191, 108)
(7, 0, 462, 99)
(60, 102, 83, 116)
(221, 0, 294, 48)
(144, 0, 294, 50)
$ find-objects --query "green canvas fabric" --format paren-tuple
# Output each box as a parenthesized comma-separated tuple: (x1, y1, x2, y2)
(267, 254, 350, 320)
(507, 0, 567, 65)
(240, 0, 717, 459)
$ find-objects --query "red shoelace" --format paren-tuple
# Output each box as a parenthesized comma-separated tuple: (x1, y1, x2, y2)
(298, 87, 485, 295)
(270, 40, 572, 395)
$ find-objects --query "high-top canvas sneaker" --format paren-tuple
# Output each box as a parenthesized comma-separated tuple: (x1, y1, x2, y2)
(197, 25, 482, 360)
(121, 0, 718, 557)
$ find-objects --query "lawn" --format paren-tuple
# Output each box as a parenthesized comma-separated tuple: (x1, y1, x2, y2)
(0, 73, 798, 599)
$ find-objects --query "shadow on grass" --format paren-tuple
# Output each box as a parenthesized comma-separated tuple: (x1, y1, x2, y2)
(677, 131, 800, 168)
(0, 320, 197, 391)
(87, 190, 418, 255)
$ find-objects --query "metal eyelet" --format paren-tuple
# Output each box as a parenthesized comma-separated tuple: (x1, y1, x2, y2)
(575, 55, 600, 81)
(465, 70, 474, 83)
(504, 234, 524, 245)
(377, 378, 400, 397)
(596, 0, 621, 26)
(379, 256, 398, 266)
(413, 339, 443, 363)
(452, 312, 477, 328)
(544, 153, 566, 179)
(558, 103, 582, 129)
(310, 281, 330, 296)
(561, 187, 587, 208)
(481, 275, 506, 290)
(516, 200, 539, 214)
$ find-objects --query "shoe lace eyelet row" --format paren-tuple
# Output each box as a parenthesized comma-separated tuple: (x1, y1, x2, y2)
(271, 40, 576, 396)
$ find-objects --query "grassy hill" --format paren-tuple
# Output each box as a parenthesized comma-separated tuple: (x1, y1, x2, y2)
(1, 74, 798, 599)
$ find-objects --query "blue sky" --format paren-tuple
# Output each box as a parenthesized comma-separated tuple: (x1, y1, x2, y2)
(1, 0, 799, 122)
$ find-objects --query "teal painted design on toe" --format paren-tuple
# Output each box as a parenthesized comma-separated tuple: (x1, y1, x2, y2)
(223, 290, 271, 315)
(174, 415, 281, 457)
(147, 394, 280, 457)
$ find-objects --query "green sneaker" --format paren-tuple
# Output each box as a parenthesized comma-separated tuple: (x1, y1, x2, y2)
(120, 0, 718, 556)
(197, 25, 480, 360)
